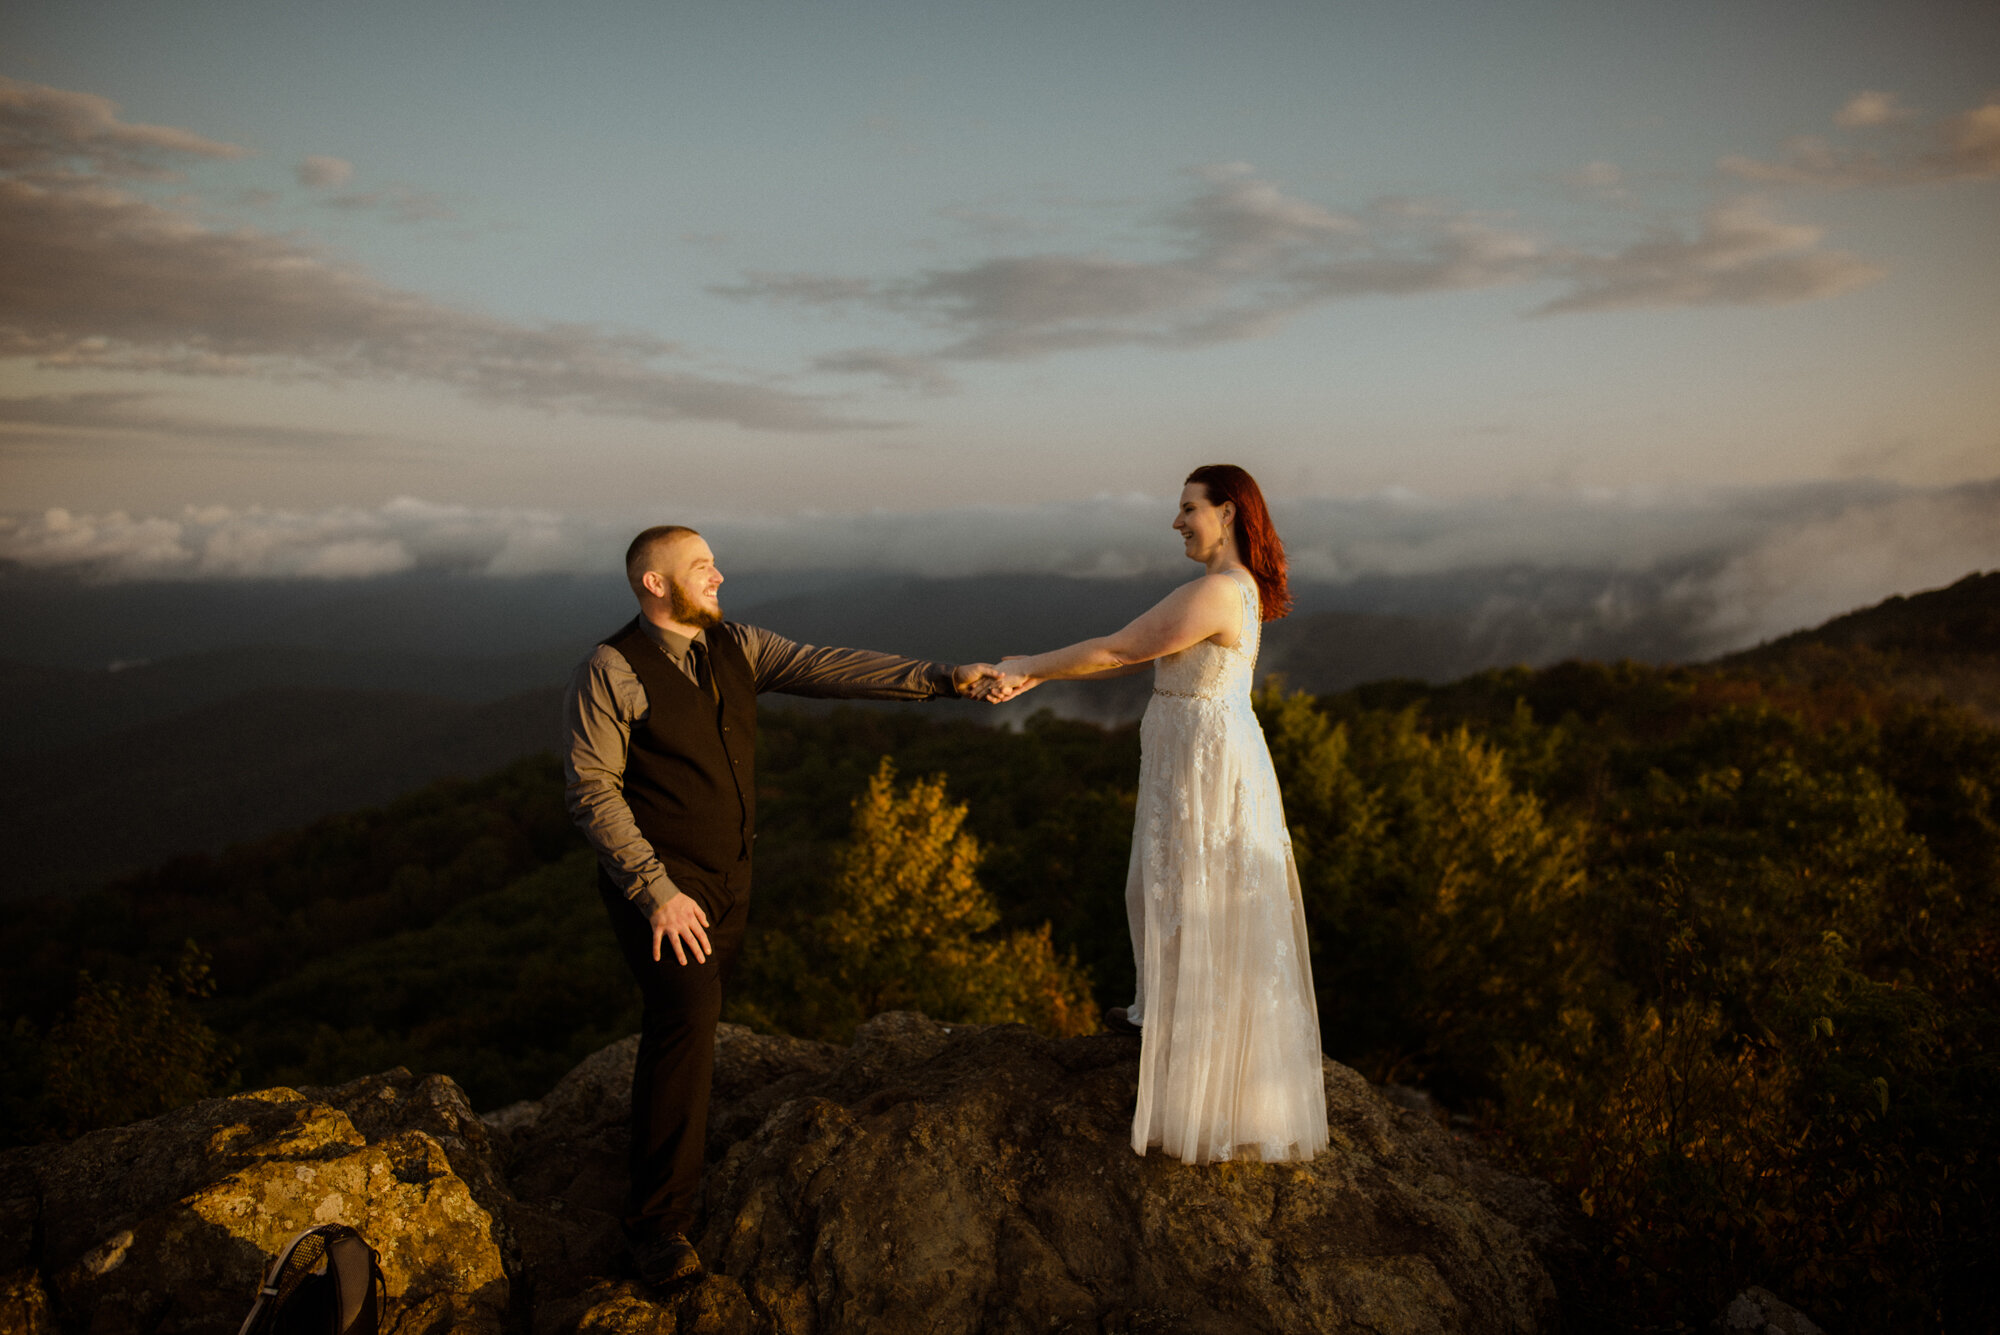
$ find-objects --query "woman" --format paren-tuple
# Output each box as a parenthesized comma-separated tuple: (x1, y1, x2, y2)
(985, 465, 1328, 1163)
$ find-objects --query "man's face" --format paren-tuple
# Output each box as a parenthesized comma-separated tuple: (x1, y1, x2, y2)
(658, 535, 724, 629)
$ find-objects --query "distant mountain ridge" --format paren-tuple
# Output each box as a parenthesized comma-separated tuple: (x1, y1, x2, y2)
(1719, 570, 2000, 721)
(0, 686, 564, 899)
(0, 646, 579, 760)
(2, 569, 1994, 900)
(1733, 570, 2000, 657)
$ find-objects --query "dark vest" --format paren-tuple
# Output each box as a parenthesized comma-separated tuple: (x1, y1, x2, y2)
(604, 618, 757, 886)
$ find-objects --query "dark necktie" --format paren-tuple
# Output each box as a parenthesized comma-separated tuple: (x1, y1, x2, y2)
(688, 640, 718, 702)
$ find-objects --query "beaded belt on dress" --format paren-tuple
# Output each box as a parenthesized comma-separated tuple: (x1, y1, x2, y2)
(1152, 686, 1217, 698)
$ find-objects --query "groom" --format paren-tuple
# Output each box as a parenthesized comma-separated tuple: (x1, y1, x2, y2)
(563, 524, 1001, 1288)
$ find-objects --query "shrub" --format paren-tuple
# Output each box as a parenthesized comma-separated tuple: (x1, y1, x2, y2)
(43, 941, 236, 1136)
(737, 759, 1097, 1042)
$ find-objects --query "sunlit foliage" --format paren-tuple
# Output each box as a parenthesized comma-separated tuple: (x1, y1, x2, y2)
(734, 758, 1097, 1041)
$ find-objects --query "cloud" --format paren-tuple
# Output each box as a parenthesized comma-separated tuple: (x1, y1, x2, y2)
(323, 183, 456, 224)
(1688, 481, 2000, 648)
(910, 253, 1226, 358)
(936, 205, 1064, 239)
(1536, 199, 1885, 314)
(811, 349, 959, 394)
(0, 496, 623, 581)
(296, 155, 354, 188)
(1834, 91, 1916, 129)
(0, 504, 404, 580)
(0, 78, 870, 433)
(0, 76, 245, 180)
(1292, 215, 1546, 302)
(709, 271, 878, 305)
(1174, 163, 1365, 269)
(720, 169, 1877, 362)
(10, 480, 1992, 656)
(1722, 93, 2000, 186)
(0, 391, 372, 453)
(720, 172, 1543, 360)
(1559, 160, 1630, 204)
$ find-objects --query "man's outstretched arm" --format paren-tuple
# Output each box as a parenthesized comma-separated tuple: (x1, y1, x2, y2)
(729, 623, 995, 700)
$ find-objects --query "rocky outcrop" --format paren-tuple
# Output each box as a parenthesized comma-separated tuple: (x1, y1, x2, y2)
(1714, 1287, 1824, 1335)
(697, 1014, 1561, 1335)
(0, 1080, 509, 1335)
(3, 1015, 1574, 1334)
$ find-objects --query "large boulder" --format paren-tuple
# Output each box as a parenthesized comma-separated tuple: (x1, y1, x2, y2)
(501, 1015, 1566, 1335)
(1714, 1287, 1825, 1335)
(10, 1015, 1571, 1334)
(690, 1013, 1562, 1335)
(492, 1025, 844, 1331)
(0, 1080, 509, 1335)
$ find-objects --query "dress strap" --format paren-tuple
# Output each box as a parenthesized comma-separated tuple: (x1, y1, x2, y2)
(1229, 570, 1260, 659)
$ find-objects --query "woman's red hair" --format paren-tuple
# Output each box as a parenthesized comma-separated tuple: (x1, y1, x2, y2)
(1185, 463, 1291, 621)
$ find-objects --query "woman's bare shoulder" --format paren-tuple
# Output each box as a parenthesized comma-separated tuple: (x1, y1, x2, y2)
(1181, 570, 1244, 594)
(1148, 572, 1238, 616)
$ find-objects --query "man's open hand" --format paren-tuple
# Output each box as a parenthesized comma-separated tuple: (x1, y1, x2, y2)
(955, 661, 1038, 703)
(953, 662, 994, 696)
(650, 892, 711, 966)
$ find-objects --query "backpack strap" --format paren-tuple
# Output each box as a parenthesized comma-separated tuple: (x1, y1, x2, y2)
(237, 1227, 325, 1335)
(323, 1230, 384, 1333)
(237, 1224, 383, 1335)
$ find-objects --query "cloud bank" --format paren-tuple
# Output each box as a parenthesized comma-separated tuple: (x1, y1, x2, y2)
(0, 76, 865, 432)
(0, 391, 370, 453)
(721, 165, 1883, 376)
(1, 75, 1953, 425)
(0, 76, 246, 178)
(1722, 93, 2000, 188)
(0, 497, 597, 581)
(6, 480, 1994, 656)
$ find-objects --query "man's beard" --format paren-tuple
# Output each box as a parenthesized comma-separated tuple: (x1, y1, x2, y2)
(670, 581, 723, 629)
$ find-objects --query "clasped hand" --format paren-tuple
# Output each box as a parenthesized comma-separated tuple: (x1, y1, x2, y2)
(953, 660, 1037, 704)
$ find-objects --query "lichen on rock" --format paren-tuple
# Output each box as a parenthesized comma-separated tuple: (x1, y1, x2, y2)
(1, 1080, 509, 1335)
(5, 1013, 1572, 1334)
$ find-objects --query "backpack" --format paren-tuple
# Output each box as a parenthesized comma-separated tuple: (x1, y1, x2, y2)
(237, 1224, 384, 1335)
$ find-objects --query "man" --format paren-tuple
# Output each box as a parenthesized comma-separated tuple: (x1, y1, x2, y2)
(563, 524, 1000, 1288)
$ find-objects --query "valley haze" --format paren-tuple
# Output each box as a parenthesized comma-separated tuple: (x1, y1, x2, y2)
(3, 478, 1997, 901)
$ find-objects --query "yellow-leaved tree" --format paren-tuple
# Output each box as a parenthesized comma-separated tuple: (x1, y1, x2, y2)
(787, 758, 1097, 1041)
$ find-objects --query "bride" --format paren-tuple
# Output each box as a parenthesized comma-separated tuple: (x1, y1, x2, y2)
(985, 465, 1328, 1163)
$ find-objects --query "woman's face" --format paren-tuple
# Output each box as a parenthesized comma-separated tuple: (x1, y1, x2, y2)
(1172, 482, 1234, 563)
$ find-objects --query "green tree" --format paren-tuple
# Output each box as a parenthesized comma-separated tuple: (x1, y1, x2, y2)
(1469, 688, 1995, 1330)
(1257, 685, 1590, 1093)
(741, 759, 1097, 1042)
(43, 941, 236, 1135)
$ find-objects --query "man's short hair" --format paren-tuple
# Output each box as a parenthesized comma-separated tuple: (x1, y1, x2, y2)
(625, 525, 701, 593)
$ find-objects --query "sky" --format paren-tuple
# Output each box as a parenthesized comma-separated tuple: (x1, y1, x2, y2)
(0, 0, 1996, 625)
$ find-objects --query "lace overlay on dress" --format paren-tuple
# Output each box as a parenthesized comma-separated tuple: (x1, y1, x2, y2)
(1123, 569, 1329, 1163)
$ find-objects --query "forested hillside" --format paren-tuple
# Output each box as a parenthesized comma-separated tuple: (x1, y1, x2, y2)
(1721, 569, 2000, 720)
(4, 604, 1997, 1330)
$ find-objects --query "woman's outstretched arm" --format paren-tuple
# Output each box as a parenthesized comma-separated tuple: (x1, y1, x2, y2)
(993, 574, 1245, 690)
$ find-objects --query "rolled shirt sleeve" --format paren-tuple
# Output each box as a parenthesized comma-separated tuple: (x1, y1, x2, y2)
(563, 645, 681, 913)
(731, 623, 957, 699)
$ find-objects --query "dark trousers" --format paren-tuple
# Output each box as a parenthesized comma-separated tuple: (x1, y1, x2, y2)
(598, 862, 750, 1239)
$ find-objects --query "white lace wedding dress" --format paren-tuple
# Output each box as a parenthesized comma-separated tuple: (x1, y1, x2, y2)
(1122, 569, 1329, 1162)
